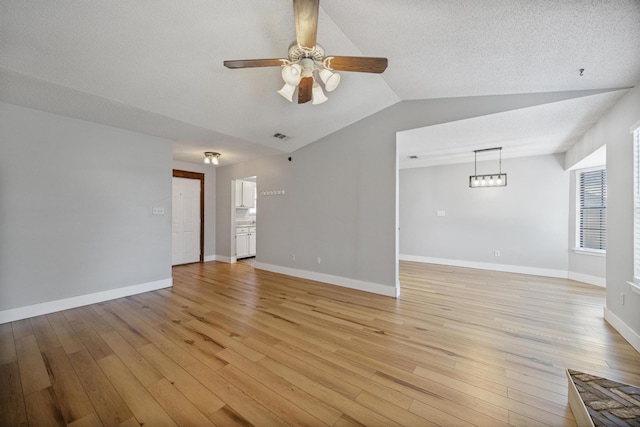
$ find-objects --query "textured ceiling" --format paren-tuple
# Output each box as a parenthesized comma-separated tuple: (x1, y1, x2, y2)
(397, 90, 628, 169)
(1, 0, 639, 166)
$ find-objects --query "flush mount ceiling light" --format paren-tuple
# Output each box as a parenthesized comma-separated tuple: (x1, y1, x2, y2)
(204, 152, 220, 165)
(469, 147, 507, 188)
(223, 0, 387, 104)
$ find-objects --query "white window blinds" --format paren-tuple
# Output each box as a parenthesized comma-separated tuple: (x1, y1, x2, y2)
(578, 168, 607, 251)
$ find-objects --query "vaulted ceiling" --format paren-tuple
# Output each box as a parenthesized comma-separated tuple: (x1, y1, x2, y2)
(1, 1, 639, 167)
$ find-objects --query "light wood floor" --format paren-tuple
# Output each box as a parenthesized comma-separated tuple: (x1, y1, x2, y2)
(2, 261, 640, 426)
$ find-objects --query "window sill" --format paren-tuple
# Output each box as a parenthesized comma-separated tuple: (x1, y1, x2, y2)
(627, 281, 640, 295)
(572, 248, 606, 257)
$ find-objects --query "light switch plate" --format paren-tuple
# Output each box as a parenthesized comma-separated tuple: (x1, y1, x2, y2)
(436, 210, 446, 217)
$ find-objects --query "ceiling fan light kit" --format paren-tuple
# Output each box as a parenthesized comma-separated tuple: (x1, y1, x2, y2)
(282, 63, 302, 86)
(311, 82, 328, 104)
(223, 0, 388, 105)
(277, 83, 297, 102)
(204, 151, 220, 165)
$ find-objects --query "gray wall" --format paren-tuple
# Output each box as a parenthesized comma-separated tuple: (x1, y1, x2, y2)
(0, 102, 173, 310)
(216, 91, 604, 293)
(399, 154, 570, 271)
(567, 85, 640, 340)
(172, 160, 216, 260)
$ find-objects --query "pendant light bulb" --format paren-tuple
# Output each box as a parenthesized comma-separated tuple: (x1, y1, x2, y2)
(311, 83, 328, 105)
(277, 83, 296, 102)
(282, 64, 302, 86)
(319, 68, 341, 92)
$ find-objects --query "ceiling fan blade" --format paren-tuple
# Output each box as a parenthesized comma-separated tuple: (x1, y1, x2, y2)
(297, 76, 313, 104)
(224, 58, 287, 69)
(323, 56, 388, 73)
(294, 0, 319, 50)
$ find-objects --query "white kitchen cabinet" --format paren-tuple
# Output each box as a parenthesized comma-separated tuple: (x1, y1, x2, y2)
(236, 227, 249, 258)
(236, 226, 256, 259)
(248, 227, 256, 256)
(235, 180, 255, 208)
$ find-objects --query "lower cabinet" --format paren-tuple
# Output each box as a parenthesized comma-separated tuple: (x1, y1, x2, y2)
(236, 226, 256, 259)
(248, 227, 256, 256)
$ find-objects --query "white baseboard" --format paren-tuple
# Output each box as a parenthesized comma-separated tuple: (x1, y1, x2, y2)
(568, 272, 606, 288)
(0, 278, 172, 324)
(604, 306, 640, 353)
(399, 254, 568, 279)
(203, 255, 216, 262)
(254, 262, 398, 297)
(214, 255, 236, 263)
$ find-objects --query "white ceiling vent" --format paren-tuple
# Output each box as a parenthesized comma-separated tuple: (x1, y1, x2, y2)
(273, 132, 292, 141)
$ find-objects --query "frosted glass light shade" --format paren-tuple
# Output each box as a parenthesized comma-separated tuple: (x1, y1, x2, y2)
(311, 83, 328, 104)
(278, 83, 296, 102)
(281, 64, 302, 86)
(319, 68, 341, 92)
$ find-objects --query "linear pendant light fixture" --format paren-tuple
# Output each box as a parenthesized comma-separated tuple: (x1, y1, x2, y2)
(469, 147, 507, 188)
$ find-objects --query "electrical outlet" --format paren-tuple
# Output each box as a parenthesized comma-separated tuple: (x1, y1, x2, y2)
(291, 253, 295, 261)
(620, 292, 625, 306)
(317, 256, 321, 264)
(152, 207, 165, 215)
(494, 250, 501, 257)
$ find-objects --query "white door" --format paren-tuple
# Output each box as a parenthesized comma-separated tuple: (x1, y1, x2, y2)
(172, 177, 201, 265)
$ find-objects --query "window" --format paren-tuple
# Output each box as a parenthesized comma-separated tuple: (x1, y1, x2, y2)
(577, 167, 607, 251)
(634, 127, 640, 282)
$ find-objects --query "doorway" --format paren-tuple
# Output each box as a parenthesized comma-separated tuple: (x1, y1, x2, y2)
(232, 176, 257, 263)
(172, 170, 204, 265)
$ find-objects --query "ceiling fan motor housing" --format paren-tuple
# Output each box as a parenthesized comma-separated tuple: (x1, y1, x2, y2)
(288, 42, 325, 63)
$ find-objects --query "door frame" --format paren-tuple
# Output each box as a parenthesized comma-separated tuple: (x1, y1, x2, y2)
(173, 169, 205, 263)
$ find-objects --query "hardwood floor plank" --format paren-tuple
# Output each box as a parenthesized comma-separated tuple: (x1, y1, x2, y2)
(24, 387, 66, 426)
(47, 312, 85, 355)
(117, 417, 141, 427)
(97, 309, 151, 350)
(67, 349, 134, 426)
(408, 398, 475, 427)
(257, 356, 404, 427)
(100, 330, 163, 387)
(137, 343, 226, 419)
(185, 360, 290, 427)
(15, 334, 51, 394)
(244, 337, 362, 400)
(97, 354, 177, 427)
(41, 346, 95, 424)
(0, 360, 28, 427)
(29, 315, 62, 352)
(218, 363, 331, 426)
(66, 315, 114, 361)
(12, 319, 34, 340)
(147, 378, 216, 427)
(67, 412, 104, 427)
(0, 322, 17, 365)
(355, 391, 439, 426)
(217, 347, 342, 425)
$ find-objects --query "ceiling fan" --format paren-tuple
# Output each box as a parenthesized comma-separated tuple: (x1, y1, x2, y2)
(223, 0, 388, 105)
